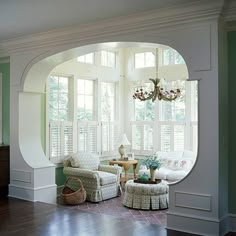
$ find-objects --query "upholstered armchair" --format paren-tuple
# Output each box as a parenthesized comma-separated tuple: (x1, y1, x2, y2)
(63, 153, 121, 202)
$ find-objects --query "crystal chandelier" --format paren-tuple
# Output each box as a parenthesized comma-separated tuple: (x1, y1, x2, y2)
(133, 78, 181, 102)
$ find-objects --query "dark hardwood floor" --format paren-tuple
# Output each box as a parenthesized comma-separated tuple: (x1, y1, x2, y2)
(0, 197, 214, 236)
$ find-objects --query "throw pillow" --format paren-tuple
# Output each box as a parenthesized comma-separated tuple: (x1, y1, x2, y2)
(78, 152, 100, 170)
(62, 155, 72, 167)
(70, 153, 80, 167)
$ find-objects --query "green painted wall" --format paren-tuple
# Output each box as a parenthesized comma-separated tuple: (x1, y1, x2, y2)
(0, 63, 10, 145)
(218, 21, 228, 217)
(56, 167, 66, 186)
(228, 30, 236, 214)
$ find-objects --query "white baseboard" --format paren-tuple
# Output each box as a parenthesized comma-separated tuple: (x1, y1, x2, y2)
(229, 214, 236, 232)
(9, 184, 57, 204)
(167, 211, 220, 236)
(219, 214, 230, 236)
(167, 211, 236, 236)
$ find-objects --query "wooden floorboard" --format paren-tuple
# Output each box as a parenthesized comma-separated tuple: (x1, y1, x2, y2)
(0, 197, 200, 236)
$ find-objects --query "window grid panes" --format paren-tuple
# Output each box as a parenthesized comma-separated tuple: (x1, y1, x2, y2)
(77, 53, 94, 64)
(77, 79, 94, 121)
(135, 83, 155, 121)
(101, 82, 115, 121)
(163, 49, 185, 65)
(135, 52, 155, 68)
(132, 81, 198, 153)
(159, 81, 186, 121)
(48, 75, 69, 121)
(101, 51, 116, 68)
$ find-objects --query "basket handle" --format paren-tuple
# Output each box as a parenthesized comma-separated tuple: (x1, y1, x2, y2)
(65, 177, 85, 189)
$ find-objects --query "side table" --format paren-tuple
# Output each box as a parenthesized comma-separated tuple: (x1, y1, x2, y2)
(109, 159, 138, 183)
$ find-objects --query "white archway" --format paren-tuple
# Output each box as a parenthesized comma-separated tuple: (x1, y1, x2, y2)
(8, 21, 220, 235)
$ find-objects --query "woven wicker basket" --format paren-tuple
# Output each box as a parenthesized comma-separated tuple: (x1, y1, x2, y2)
(61, 177, 86, 205)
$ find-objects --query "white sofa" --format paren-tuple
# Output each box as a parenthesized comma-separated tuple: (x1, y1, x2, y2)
(138, 150, 196, 182)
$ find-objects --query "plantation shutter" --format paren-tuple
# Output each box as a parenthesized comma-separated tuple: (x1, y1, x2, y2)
(49, 121, 74, 163)
(63, 122, 73, 156)
(77, 121, 98, 153)
(143, 124, 154, 152)
(101, 122, 118, 155)
(174, 125, 185, 151)
(160, 124, 171, 152)
(49, 122, 62, 160)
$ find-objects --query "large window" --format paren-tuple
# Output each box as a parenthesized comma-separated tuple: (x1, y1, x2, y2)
(163, 49, 185, 65)
(100, 82, 118, 154)
(101, 51, 116, 68)
(77, 79, 94, 121)
(48, 75, 70, 121)
(135, 52, 155, 68)
(131, 81, 198, 154)
(77, 53, 94, 64)
(48, 75, 118, 163)
(48, 75, 73, 162)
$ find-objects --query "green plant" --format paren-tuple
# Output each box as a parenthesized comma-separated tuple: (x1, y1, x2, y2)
(142, 153, 162, 170)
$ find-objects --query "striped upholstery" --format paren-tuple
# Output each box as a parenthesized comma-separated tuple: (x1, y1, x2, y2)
(63, 155, 121, 202)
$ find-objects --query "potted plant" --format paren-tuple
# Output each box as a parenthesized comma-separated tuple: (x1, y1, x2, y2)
(142, 153, 162, 181)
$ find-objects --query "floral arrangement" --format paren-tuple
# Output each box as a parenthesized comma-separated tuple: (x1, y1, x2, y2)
(142, 153, 162, 170)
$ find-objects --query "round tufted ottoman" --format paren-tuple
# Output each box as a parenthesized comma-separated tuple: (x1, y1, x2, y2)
(123, 180, 169, 210)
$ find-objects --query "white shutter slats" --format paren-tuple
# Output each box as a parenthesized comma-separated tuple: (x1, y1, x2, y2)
(77, 121, 98, 154)
(49, 121, 73, 163)
(49, 122, 61, 159)
(63, 122, 73, 156)
(101, 122, 118, 155)
(160, 124, 171, 152)
(174, 125, 185, 151)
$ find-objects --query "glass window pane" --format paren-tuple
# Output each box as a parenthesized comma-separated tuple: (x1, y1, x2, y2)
(175, 51, 185, 64)
(135, 53, 144, 68)
(77, 95, 84, 109)
(59, 77, 68, 92)
(49, 75, 59, 91)
(144, 125, 153, 150)
(145, 52, 155, 67)
(85, 95, 93, 110)
(59, 109, 68, 121)
(101, 51, 107, 66)
(84, 80, 93, 95)
(107, 52, 115, 67)
(77, 79, 85, 94)
(77, 55, 85, 63)
(132, 125, 142, 150)
(85, 53, 94, 64)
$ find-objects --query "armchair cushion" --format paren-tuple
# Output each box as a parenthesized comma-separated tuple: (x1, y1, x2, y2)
(96, 171, 117, 186)
(70, 152, 100, 170)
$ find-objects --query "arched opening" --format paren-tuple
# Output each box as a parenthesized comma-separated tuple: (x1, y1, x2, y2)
(19, 42, 197, 225)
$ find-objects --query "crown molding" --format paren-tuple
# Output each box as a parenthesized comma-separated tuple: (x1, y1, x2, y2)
(223, 0, 236, 22)
(0, 0, 223, 54)
(0, 57, 10, 64)
(223, 0, 236, 31)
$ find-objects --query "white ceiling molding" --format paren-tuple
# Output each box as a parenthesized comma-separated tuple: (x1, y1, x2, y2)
(0, 57, 10, 64)
(0, 0, 223, 55)
(223, 0, 236, 31)
(223, 0, 236, 22)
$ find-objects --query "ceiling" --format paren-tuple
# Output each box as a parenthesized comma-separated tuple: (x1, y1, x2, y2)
(0, 0, 188, 41)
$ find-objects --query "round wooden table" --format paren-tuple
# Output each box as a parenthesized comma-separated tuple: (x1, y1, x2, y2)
(109, 159, 138, 183)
